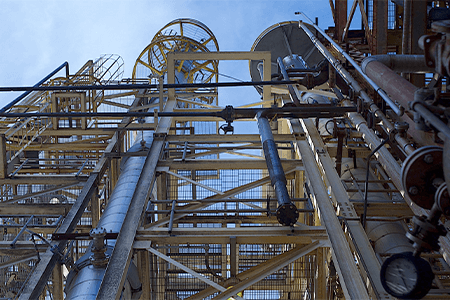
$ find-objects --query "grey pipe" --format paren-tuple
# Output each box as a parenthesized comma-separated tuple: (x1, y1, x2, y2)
(65, 131, 152, 299)
(256, 111, 298, 226)
(361, 54, 434, 74)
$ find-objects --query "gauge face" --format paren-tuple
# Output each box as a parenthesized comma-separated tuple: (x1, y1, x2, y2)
(380, 252, 434, 299)
(383, 257, 418, 294)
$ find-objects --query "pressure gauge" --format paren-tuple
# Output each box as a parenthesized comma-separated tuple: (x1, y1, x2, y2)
(380, 252, 434, 299)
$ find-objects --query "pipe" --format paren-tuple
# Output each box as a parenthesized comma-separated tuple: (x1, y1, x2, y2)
(64, 132, 151, 299)
(277, 57, 301, 105)
(341, 161, 414, 255)
(0, 62, 69, 113)
(361, 57, 417, 110)
(256, 111, 299, 226)
(298, 20, 414, 154)
(0, 80, 299, 93)
(292, 122, 370, 299)
(361, 57, 447, 145)
(0, 105, 356, 120)
(361, 54, 434, 74)
(411, 100, 450, 140)
(362, 137, 390, 229)
(298, 14, 402, 115)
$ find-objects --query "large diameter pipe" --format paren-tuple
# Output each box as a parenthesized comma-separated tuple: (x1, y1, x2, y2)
(341, 161, 414, 254)
(361, 58, 449, 144)
(65, 132, 152, 300)
(361, 54, 434, 74)
(257, 112, 298, 226)
(361, 58, 416, 110)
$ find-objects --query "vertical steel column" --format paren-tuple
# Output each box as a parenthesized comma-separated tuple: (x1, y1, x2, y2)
(372, 0, 388, 54)
(335, 0, 348, 41)
(257, 111, 299, 226)
(402, 0, 412, 55)
(0, 134, 7, 179)
(410, 0, 428, 86)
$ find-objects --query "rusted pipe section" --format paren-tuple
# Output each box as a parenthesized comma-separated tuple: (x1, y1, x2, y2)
(361, 58, 438, 146)
(362, 55, 434, 73)
(361, 58, 417, 110)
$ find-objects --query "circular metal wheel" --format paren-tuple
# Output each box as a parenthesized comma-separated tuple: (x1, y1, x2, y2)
(401, 146, 444, 209)
(132, 19, 219, 96)
(380, 252, 434, 299)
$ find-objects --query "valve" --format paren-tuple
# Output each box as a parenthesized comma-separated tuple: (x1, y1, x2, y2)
(89, 227, 109, 267)
(219, 105, 235, 134)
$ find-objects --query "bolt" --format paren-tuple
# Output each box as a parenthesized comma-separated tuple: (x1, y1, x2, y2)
(409, 186, 419, 195)
(424, 154, 434, 164)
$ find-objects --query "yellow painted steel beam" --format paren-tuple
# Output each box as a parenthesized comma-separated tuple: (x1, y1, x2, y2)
(0, 204, 73, 216)
(0, 176, 88, 184)
(158, 159, 303, 170)
(165, 133, 297, 143)
(135, 226, 327, 245)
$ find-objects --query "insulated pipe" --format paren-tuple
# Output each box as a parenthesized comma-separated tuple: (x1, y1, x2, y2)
(361, 54, 434, 74)
(64, 132, 151, 299)
(256, 111, 299, 226)
(341, 161, 414, 255)
(297, 15, 402, 116)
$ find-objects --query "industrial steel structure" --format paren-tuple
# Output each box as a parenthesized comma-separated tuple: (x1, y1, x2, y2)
(2, 1, 450, 299)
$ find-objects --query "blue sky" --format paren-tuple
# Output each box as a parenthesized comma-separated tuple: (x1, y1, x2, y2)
(0, 0, 338, 107)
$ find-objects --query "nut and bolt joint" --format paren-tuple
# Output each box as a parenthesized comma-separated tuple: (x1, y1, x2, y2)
(424, 154, 434, 164)
(409, 186, 419, 195)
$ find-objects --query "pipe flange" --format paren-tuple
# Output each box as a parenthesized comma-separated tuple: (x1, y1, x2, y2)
(89, 227, 109, 267)
(394, 121, 409, 137)
(276, 203, 299, 226)
(436, 183, 450, 216)
(402, 146, 444, 209)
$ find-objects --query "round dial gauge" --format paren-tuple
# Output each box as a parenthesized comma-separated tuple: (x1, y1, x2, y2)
(380, 252, 434, 299)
